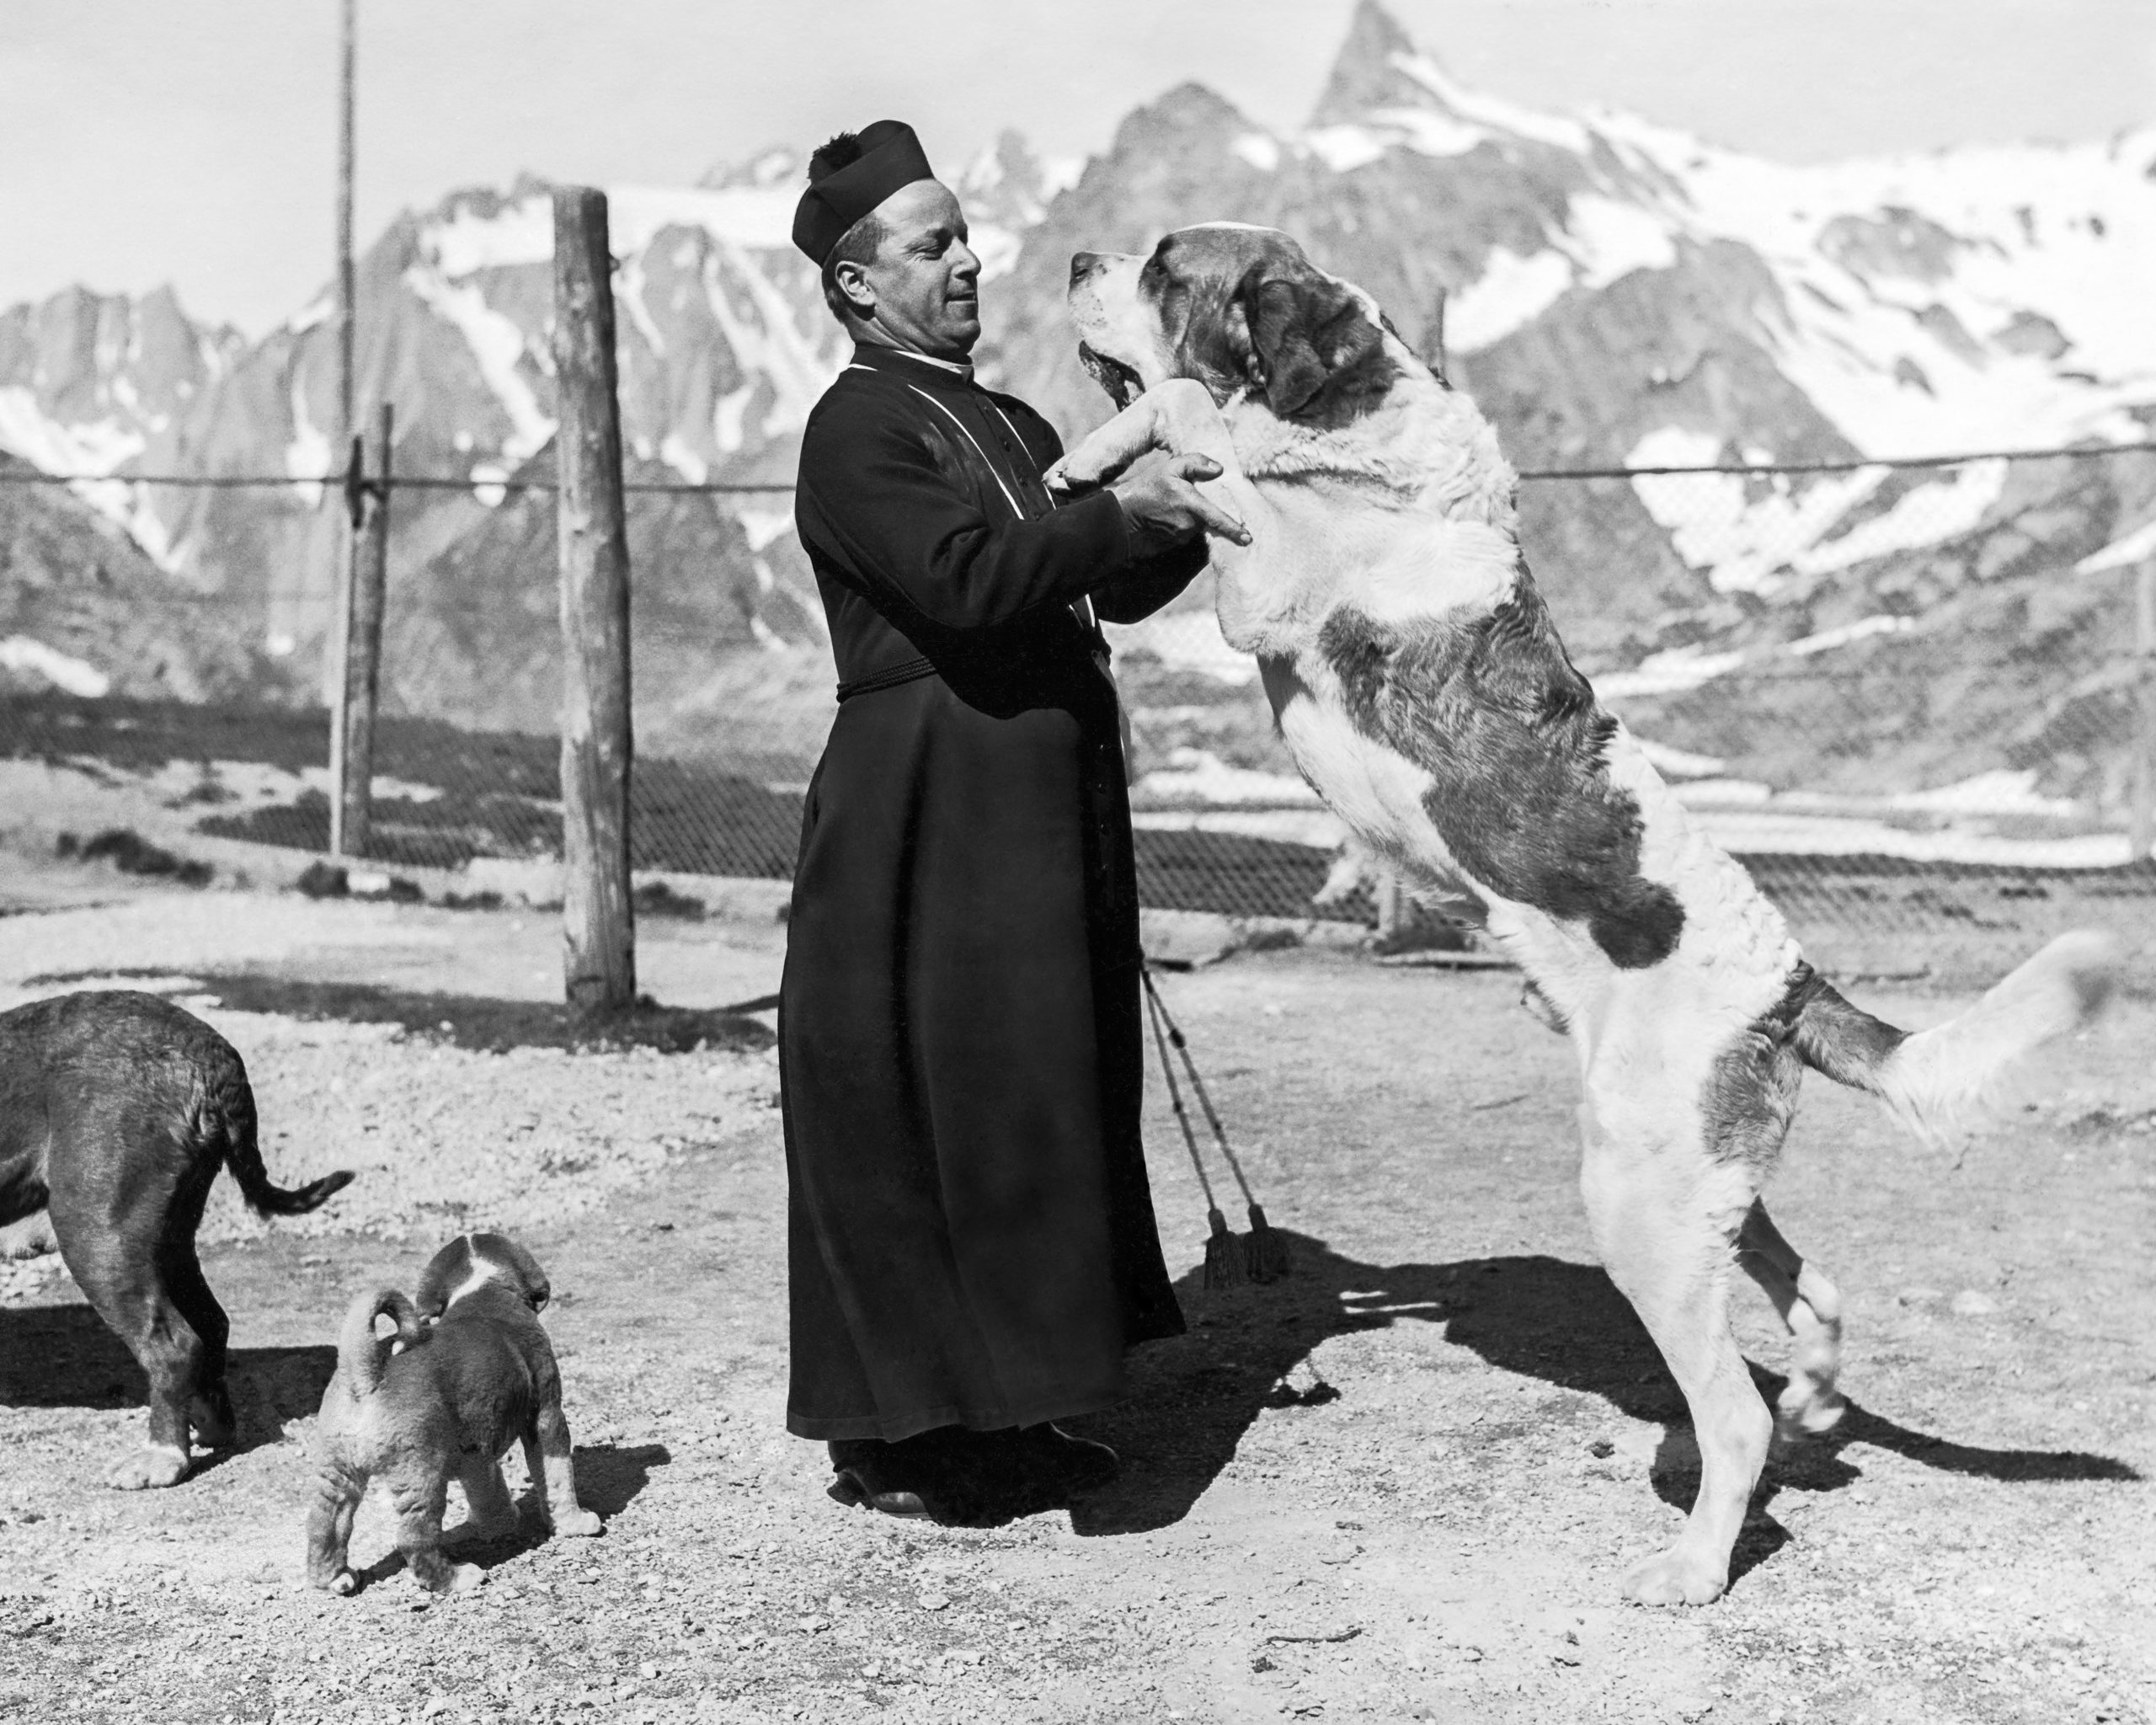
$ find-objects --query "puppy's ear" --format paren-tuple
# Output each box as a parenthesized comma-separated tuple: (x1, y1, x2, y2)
(412, 1238, 470, 1322)
(1234, 262, 1391, 420)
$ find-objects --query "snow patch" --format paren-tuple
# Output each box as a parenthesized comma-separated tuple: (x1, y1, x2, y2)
(403, 269, 555, 462)
(1445, 248, 1574, 353)
(657, 432, 706, 485)
(737, 508, 793, 553)
(2078, 514, 2156, 574)
(1303, 126, 1389, 174)
(285, 371, 329, 506)
(1232, 133, 1282, 173)
(0, 637, 109, 697)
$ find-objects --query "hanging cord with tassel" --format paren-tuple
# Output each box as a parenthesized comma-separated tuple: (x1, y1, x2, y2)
(1140, 962, 1293, 1283)
(1141, 962, 1243, 1289)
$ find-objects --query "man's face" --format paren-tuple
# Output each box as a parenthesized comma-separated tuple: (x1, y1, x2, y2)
(837, 179, 981, 360)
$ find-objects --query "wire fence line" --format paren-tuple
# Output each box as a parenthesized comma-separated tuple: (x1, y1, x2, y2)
(8, 435, 2156, 494)
(6, 439, 2156, 955)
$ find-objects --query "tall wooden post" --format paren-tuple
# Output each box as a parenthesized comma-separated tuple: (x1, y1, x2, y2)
(552, 186, 637, 1017)
(329, 403, 392, 857)
(1432, 286, 1449, 383)
(2133, 558, 2156, 862)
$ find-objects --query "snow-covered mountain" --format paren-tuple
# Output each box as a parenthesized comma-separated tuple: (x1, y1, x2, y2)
(2, 0, 2152, 813)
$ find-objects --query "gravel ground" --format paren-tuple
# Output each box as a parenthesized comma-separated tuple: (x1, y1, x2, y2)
(2, 869, 2153, 1723)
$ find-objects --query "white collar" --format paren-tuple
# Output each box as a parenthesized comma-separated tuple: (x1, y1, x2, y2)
(869, 344, 975, 383)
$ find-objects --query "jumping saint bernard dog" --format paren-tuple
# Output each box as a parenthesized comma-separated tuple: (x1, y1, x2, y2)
(1048, 224, 2121, 1607)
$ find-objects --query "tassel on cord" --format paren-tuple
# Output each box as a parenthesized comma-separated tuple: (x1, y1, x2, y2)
(1141, 963, 1293, 1284)
(1142, 963, 1242, 1289)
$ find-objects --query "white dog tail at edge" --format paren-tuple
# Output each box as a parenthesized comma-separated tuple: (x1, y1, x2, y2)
(337, 1287, 425, 1396)
(1797, 929, 2123, 1148)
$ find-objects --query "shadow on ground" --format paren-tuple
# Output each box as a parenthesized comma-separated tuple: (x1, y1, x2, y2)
(351, 1443, 672, 1590)
(0, 1300, 335, 1456)
(19, 969, 774, 1055)
(1065, 1231, 2140, 1572)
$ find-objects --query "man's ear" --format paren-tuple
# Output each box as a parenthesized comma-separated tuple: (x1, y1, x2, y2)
(1234, 263, 1389, 419)
(832, 258, 877, 319)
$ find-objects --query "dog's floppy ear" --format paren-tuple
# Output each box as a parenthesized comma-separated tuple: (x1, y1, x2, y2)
(413, 1236, 472, 1321)
(1233, 260, 1392, 421)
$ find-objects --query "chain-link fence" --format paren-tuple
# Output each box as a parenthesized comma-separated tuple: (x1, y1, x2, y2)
(5, 445, 2154, 955)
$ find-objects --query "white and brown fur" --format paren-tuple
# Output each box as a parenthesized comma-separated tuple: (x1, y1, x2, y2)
(1051, 224, 2121, 1606)
(306, 1231, 600, 1594)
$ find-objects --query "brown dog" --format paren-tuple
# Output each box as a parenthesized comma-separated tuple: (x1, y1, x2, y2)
(306, 1232, 602, 1594)
(0, 990, 353, 1487)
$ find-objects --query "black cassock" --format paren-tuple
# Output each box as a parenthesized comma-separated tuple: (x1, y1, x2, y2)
(781, 342, 1200, 1441)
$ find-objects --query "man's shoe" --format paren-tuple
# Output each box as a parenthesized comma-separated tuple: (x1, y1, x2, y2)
(827, 1467, 932, 1518)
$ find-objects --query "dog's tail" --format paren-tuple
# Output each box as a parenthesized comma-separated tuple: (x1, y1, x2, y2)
(338, 1288, 424, 1397)
(200, 1049, 355, 1217)
(1793, 930, 2121, 1146)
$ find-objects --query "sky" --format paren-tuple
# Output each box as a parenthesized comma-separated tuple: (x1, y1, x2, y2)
(3, 0, 2151, 336)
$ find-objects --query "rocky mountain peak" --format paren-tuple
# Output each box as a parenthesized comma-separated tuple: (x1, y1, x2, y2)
(1309, 0, 1452, 128)
(1107, 81, 1256, 159)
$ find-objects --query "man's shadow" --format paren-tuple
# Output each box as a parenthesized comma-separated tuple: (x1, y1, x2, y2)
(1065, 1231, 2137, 1577)
(0, 1300, 336, 1470)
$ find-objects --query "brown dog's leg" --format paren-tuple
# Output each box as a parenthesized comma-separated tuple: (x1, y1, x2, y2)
(60, 1241, 200, 1489)
(523, 1401, 602, 1539)
(1579, 1105, 1769, 1607)
(159, 1243, 236, 1450)
(1737, 1199, 1846, 1442)
(388, 1467, 481, 1593)
(306, 1466, 366, 1594)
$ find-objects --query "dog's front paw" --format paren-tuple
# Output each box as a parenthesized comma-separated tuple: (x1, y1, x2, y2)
(444, 1562, 487, 1594)
(1620, 1545, 1728, 1608)
(107, 1443, 190, 1491)
(552, 1507, 603, 1539)
(1774, 1385, 1847, 1445)
(324, 1568, 359, 1597)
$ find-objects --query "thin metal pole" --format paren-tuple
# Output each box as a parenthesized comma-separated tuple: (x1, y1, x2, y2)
(1433, 285, 1449, 382)
(2133, 559, 2156, 861)
(336, 0, 355, 457)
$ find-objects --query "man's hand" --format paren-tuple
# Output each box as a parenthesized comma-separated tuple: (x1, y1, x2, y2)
(1107, 452, 1251, 553)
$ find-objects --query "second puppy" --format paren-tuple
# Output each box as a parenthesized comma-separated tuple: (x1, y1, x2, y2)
(306, 1232, 602, 1594)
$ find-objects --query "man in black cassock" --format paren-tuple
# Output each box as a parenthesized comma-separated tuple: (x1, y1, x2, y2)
(781, 120, 1246, 1520)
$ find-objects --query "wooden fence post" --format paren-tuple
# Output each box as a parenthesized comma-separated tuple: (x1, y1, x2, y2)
(1432, 286, 1449, 383)
(329, 403, 391, 857)
(552, 185, 637, 1017)
(2133, 558, 2156, 862)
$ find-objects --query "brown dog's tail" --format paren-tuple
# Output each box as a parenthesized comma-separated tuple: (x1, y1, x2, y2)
(1793, 930, 2121, 1146)
(201, 1053, 355, 1217)
(337, 1288, 423, 1397)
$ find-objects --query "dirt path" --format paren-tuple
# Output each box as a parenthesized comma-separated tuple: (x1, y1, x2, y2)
(3, 883, 2152, 1722)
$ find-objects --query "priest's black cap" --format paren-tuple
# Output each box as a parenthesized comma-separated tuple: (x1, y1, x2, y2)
(792, 120, 936, 265)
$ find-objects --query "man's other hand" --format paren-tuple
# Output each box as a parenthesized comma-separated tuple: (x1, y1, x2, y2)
(1107, 453, 1251, 553)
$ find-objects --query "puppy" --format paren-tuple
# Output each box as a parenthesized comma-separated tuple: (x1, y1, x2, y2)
(0, 990, 353, 1487)
(306, 1231, 601, 1594)
(1053, 225, 2121, 1605)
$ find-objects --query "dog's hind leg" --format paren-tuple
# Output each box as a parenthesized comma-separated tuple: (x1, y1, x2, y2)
(455, 1454, 518, 1542)
(522, 1399, 602, 1539)
(57, 1236, 200, 1488)
(1737, 1199, 1846, 1443)
(1579, 1105, 1769, 1607)
(389, 1467, 482, 1593)
(306, 1466, 366, 1594)
(159, 1242, 235, 1450)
